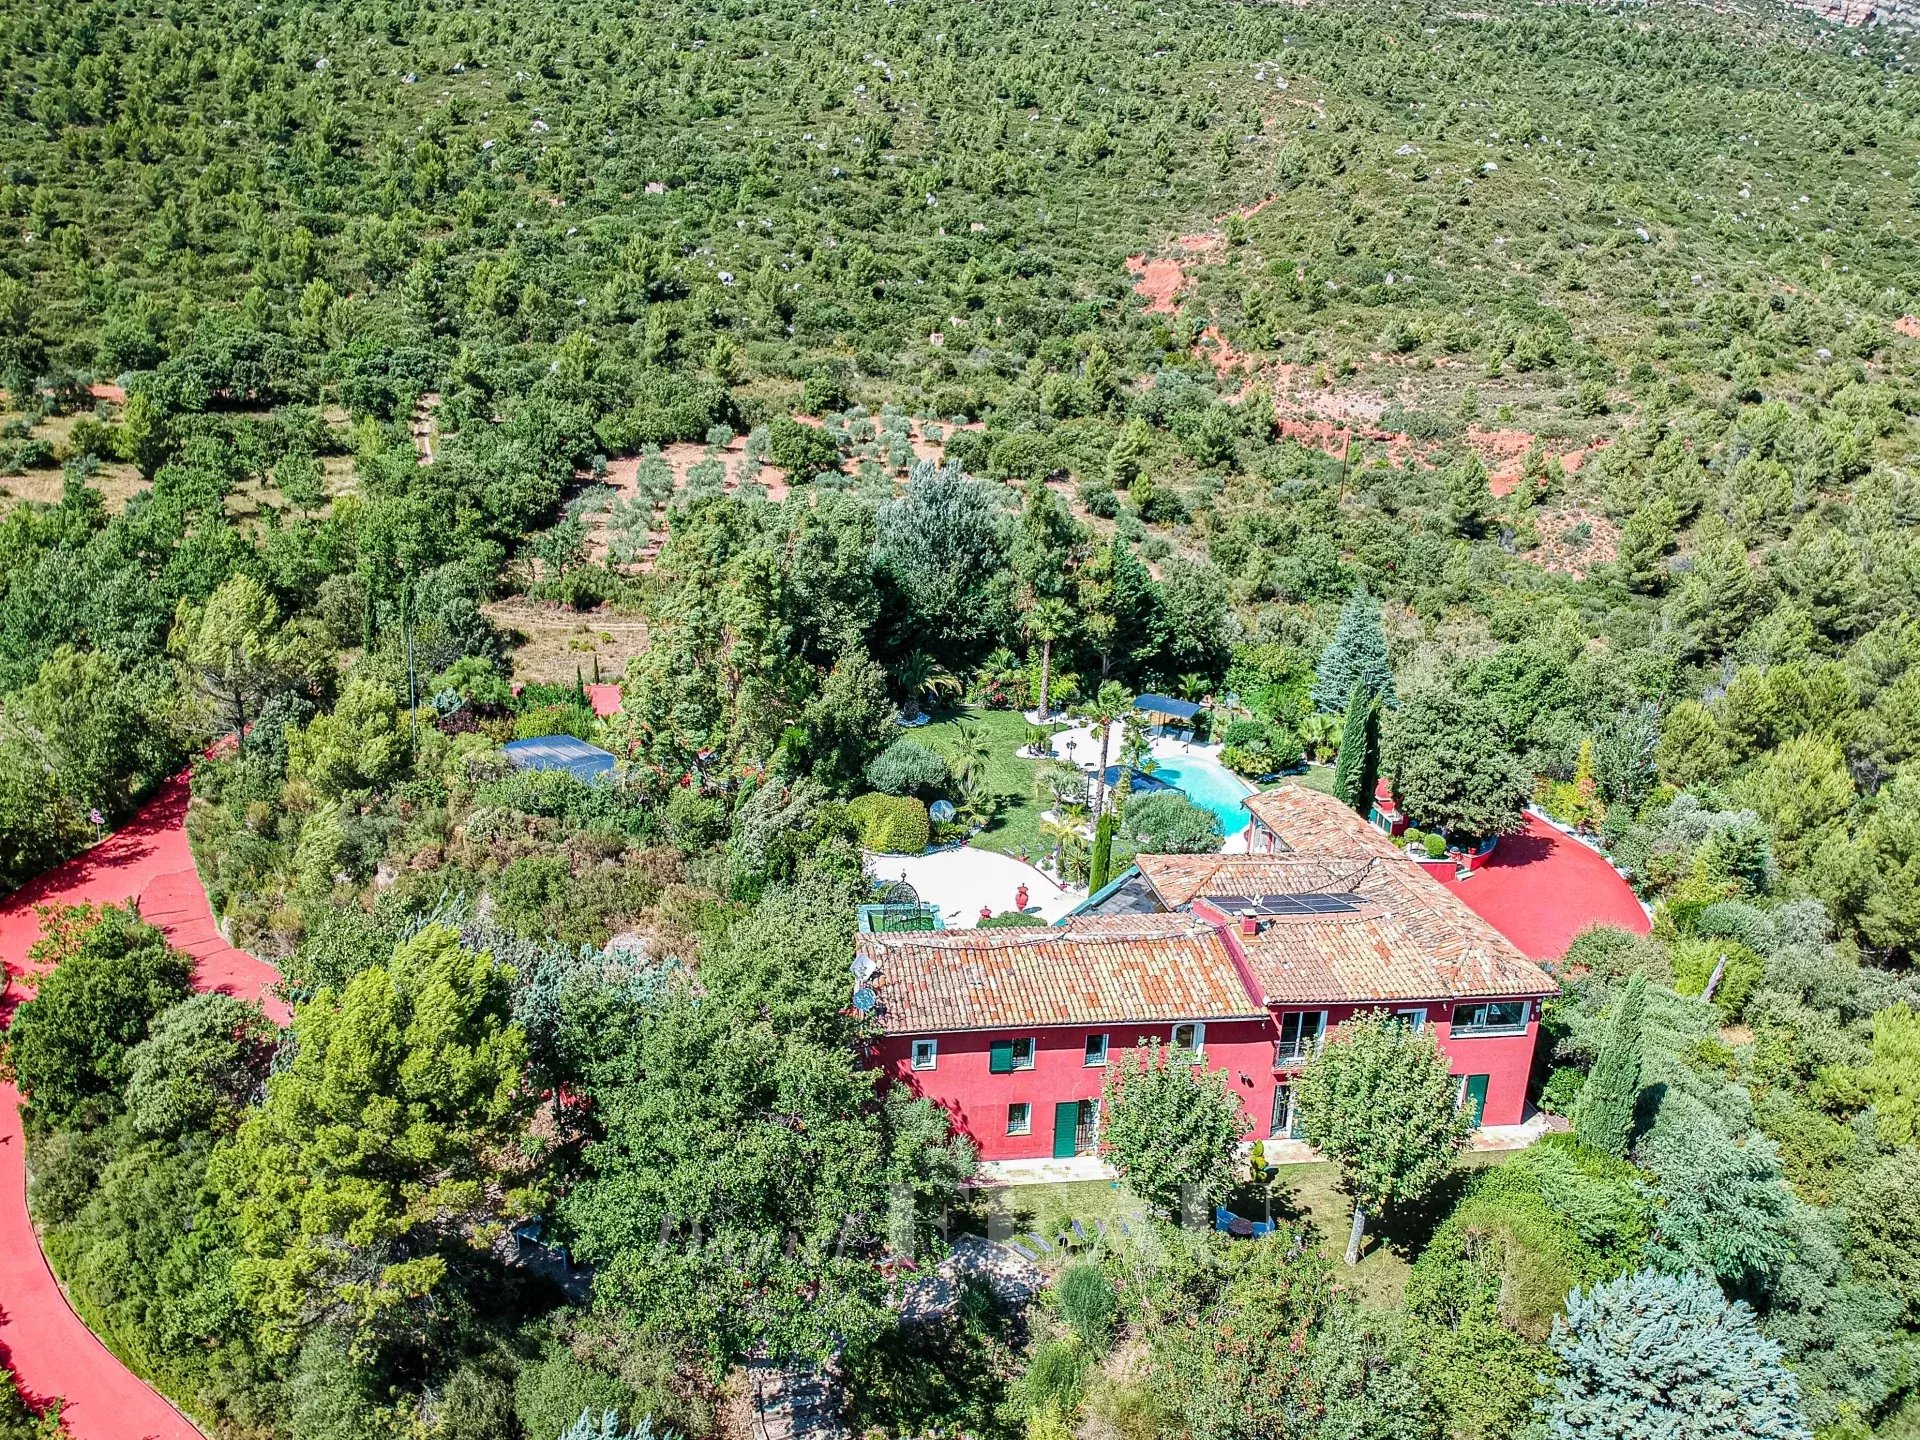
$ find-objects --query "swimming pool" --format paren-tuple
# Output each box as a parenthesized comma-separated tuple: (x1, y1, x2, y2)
(1149, 754, 1255, 841)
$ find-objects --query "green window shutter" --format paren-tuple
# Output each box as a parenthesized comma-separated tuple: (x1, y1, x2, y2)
(989, 1039, 1014, 1074)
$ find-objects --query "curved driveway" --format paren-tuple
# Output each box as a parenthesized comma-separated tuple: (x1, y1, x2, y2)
(1, 777, 284, 1438)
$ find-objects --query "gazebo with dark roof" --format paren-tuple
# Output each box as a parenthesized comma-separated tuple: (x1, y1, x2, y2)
(1133, 693, 1202, 734)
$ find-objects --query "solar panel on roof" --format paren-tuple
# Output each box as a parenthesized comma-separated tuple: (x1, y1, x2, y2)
(1258, 892, 1359, 915)
(1207, 895, 1254, 911)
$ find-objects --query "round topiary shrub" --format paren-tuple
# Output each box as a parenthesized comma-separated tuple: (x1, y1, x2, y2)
(847, 793, 931, 854)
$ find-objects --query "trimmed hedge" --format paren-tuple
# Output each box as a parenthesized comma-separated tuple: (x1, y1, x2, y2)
(977, 911, 1048, 929)
(848, 793, 930, 855)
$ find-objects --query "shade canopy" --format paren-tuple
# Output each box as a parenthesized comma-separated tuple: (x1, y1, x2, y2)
(1133, 693, 1202, 721)
(501, 735, 618, 782)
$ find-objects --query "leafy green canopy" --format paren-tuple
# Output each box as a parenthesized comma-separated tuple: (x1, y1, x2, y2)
(1099, 1038, 1249, 1216)
(7, 903, 193, 1133)
(1573, 972, 1645, 1159)
(560, 880, 972, 1368)
(1294, 1010, 1473, 1263)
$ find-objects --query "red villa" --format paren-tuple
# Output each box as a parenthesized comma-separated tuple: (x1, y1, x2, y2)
(859, 785, 1557, 1162)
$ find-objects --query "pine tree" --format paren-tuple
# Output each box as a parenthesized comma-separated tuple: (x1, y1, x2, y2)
(1544, 1269, 1810, 1440)
(1311, 589, 1395, 715)
(1573, 972, 1645, 1159)
(1331, 685, 1381, 816)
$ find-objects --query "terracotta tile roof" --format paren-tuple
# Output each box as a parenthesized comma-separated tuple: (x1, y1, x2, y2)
(1149, 786, 1558, 1006)
(1135, 852, 1388, 908)
(857, 915, 1268, 1034)
(1243, 787, 1409, 860)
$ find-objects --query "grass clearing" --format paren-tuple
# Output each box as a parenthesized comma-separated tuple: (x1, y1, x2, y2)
(482, 597, 651, 686)
(915, 706, 1063, 859)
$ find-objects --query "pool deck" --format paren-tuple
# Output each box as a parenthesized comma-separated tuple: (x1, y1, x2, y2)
(1047, 729, 1251, 823)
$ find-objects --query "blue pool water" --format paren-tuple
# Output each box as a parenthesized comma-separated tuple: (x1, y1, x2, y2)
(1149, 755, 1254, 840)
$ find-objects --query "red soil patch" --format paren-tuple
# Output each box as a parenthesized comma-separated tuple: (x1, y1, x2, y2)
(1530, 504, 1621, 578)
(2, 776, 286, 1439)
(1896, 315, 1920, 339)
(1478, 431, 1611, 499)
(1128, 196, 1280, 315)
(1126, 254, 1189, 315)
(1198, 326, 1254, 385)
(1440, 814, 1648, 962)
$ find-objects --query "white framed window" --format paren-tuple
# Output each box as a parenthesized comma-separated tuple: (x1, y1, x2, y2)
(1393, 1008, 1427, 1033)
(910, 1038, 937, 1071)
(1011, 1036, 1036, 1070)
(1084, 1033, 1109, 1067)
(1171, 1021, 1206, 1059)
(1450, 1001, 1529, 1036)
(1276, 1010, 1328, 1064)
(1007, 1102, 1032, 1135)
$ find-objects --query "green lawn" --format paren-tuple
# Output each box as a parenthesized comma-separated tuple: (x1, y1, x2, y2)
(966, 1152, 1511, 1307)
(915, 706, 1062, 858)
(1290, 762, 1339, 797)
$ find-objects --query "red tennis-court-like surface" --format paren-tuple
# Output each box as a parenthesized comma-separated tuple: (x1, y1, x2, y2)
(1, 776, 285, 1439)
(1439, 813, 1650, 962)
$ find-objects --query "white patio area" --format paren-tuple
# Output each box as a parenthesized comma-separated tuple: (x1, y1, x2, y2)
(866, 846, 1085, 928)
(1042, 720, 1224, 769)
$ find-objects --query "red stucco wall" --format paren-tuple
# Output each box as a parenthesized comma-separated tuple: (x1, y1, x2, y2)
(873, 1001, 1542, 1159)
(873, 1020, 1279, 1162)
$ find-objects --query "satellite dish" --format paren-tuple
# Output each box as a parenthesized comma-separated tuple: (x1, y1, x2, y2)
(851, 986, 879, 1014)
(852, 955, 878, 983)
(929, 799, 957, 824)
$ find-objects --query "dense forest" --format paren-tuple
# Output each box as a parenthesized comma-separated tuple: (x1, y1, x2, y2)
(2, 0, 1920, 1435)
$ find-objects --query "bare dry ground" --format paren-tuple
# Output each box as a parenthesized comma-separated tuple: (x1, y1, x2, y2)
(480, 597, 650, 687)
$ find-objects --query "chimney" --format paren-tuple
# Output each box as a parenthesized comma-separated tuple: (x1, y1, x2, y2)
(1240, 916, 1261, 937)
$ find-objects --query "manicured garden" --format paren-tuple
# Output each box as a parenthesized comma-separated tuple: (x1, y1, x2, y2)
(915, 707, 1063, 858)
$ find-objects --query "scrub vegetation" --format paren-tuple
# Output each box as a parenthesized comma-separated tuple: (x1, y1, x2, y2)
(1, 0, 1919, 1434)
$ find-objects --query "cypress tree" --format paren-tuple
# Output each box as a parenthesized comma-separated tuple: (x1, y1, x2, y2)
(1574, 972, 1646, 1159)
(1332, 685, 1381, 816)
(1311, 589, 1396, 714)
(1089, 811, 1115, 893)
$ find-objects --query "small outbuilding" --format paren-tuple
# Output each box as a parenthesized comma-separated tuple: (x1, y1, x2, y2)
(501, 735, 617, 783)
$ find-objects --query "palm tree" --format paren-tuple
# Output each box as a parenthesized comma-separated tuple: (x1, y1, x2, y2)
(947, 718, 992, 796)
(891, 650, 961, 719)
(1300, 710, 1342, 764)
(1040, 814, 1090, 885)
(1024, 597, 1075, 723)
(1075, 680, 1132, 820)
